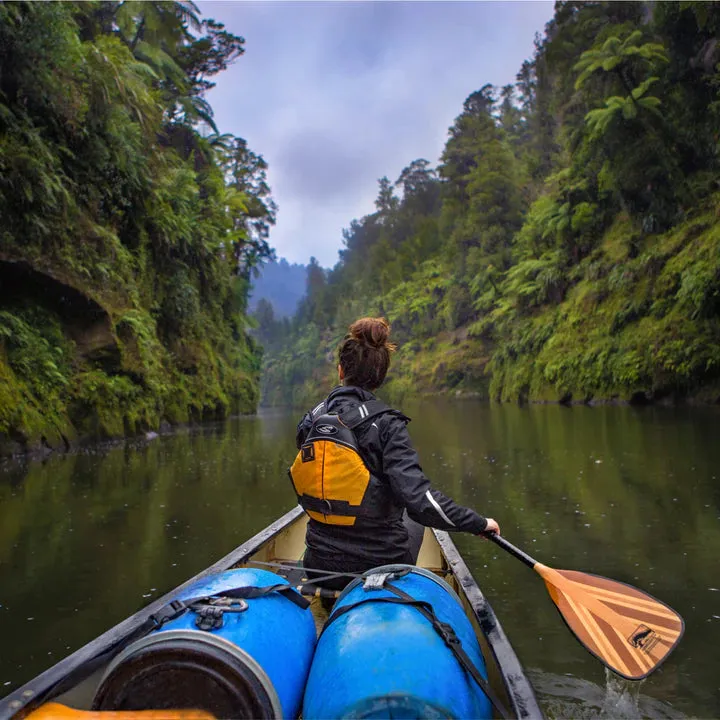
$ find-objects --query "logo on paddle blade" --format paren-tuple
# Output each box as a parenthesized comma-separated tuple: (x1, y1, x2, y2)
(316, 424, 338, 435)
(628, 624, 659, 654)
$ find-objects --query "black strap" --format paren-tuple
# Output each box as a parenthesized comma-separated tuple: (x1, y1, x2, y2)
(136, 583, 310, 637)
(383, 583, 510, 718)
(250, 560, 403, 592)
(213, 584, 311, 609)
(341, 399, 393, 430)
(311, 401, 327, 418)
(298, 494, 386, 518)
(322, 584, 510, 719)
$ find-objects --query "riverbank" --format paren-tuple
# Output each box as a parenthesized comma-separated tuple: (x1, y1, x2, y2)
(259, 199, 720, 411)
(0, 4, 273, 461)
(0, 408, 260, 461)
(0, 286, 260, 458)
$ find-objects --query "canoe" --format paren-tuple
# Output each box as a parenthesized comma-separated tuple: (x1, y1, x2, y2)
(0, 506, 543, 719)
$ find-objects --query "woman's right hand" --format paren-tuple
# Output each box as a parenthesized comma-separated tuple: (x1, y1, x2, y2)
(482, 518, 500, 537)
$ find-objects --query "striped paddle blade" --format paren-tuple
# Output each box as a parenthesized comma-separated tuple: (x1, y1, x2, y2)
(535, 563, 684, 680)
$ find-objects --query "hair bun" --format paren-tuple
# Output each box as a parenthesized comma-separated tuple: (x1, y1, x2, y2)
(349, 317, 394, 350)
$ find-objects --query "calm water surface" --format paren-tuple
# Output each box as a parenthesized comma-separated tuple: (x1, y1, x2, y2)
(0, 400, 718, 718)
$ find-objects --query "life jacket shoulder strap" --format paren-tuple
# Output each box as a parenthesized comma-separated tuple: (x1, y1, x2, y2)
(340, 399, 409, 430)
(310, 400, 327, 419)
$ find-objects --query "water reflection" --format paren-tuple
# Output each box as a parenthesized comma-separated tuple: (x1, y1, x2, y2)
(0, 401, 718, 718)
(0, 416, 299, 695)
(405, 400, 720, 719)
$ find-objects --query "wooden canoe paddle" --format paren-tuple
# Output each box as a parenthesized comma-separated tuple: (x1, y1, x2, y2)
(485, 533, 684, 680)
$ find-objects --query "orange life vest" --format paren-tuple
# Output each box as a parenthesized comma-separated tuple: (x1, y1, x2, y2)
(289, 400, 392, 526)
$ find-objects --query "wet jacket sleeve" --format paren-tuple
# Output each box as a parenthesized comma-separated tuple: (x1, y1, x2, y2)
(380, 418, 488, 534)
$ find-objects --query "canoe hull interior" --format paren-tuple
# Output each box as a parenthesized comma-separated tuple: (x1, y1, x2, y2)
(0, 507, 542, 720)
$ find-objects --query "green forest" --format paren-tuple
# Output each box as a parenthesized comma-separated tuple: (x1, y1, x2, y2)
(0, 2, 275, 453)
(258, 1, 720, 409)
(3, 2, 720, 455)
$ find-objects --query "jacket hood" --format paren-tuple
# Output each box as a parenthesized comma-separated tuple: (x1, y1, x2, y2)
(327, 384, 375, 400)
(326, 385, 376, 411)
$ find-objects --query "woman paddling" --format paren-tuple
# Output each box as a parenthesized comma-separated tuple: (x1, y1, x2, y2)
(290, 316, 500, 590)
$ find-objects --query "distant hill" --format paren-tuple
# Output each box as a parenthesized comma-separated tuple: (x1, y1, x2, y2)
(249, 258, 307, 317)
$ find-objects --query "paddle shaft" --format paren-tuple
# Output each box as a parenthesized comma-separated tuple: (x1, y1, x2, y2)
(485, 532, 538, 569)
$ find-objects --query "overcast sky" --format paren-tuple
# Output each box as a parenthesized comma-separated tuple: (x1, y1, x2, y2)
(201, 1, 554, 267)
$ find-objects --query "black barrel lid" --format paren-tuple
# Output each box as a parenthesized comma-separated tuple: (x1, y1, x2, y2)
(92, 630, 281, 719)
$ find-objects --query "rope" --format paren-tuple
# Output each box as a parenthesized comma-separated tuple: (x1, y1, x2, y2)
(246, 559, 442, 588)
(246, 559, 376, 588)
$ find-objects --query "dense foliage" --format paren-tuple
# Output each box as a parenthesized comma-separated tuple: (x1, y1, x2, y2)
(0, 1, 275, 452)
(259, 1, 720, 408)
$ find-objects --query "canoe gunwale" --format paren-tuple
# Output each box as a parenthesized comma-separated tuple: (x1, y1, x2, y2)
(0, 506, 305, 720)
(433, 529, 544, 720)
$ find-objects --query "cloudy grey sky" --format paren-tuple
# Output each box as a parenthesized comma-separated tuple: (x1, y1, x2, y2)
(201, 1, 554, 267)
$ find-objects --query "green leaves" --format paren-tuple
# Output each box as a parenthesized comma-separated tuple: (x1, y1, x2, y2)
(576, 27, 668, 141)
(574, 30, 669, 90)
(632, 77, 660, 102)
(503, 251, 567, 309)
(439, 88, 523, 273)
(0, 1, 267, 442)
(566, 18, 692, 231)
(0, 309, 72, 403)
(584, 77, 663, 139)
(677, 260, 720, 320)
(83, 35, 162, 131)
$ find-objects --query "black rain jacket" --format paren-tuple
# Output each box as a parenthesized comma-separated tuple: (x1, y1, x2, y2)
(296, 385, 488, 573)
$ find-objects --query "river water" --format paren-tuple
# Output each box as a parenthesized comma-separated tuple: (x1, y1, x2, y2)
(0, 400, 718, 718)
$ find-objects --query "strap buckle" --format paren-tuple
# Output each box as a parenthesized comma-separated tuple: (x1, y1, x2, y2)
(363, 573, 391, 591)
(191, 597, 249, 632)
(195, 605, 225, 631)
(149, 599, 187, 629)
(435, 620, 461, 647)
(362, 567, 412, 592)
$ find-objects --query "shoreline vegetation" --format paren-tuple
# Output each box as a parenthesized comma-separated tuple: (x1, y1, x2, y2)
(256, 2, 720, 411)
(0, 3, 276, 457)
(4, 3, 720, 458)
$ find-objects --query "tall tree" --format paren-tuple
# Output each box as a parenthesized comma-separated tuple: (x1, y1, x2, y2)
(440, 85, 524, 280)
(225, 138, 277, 275)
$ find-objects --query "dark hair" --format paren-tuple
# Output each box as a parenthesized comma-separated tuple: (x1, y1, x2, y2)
(338, 317, 396, 391)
